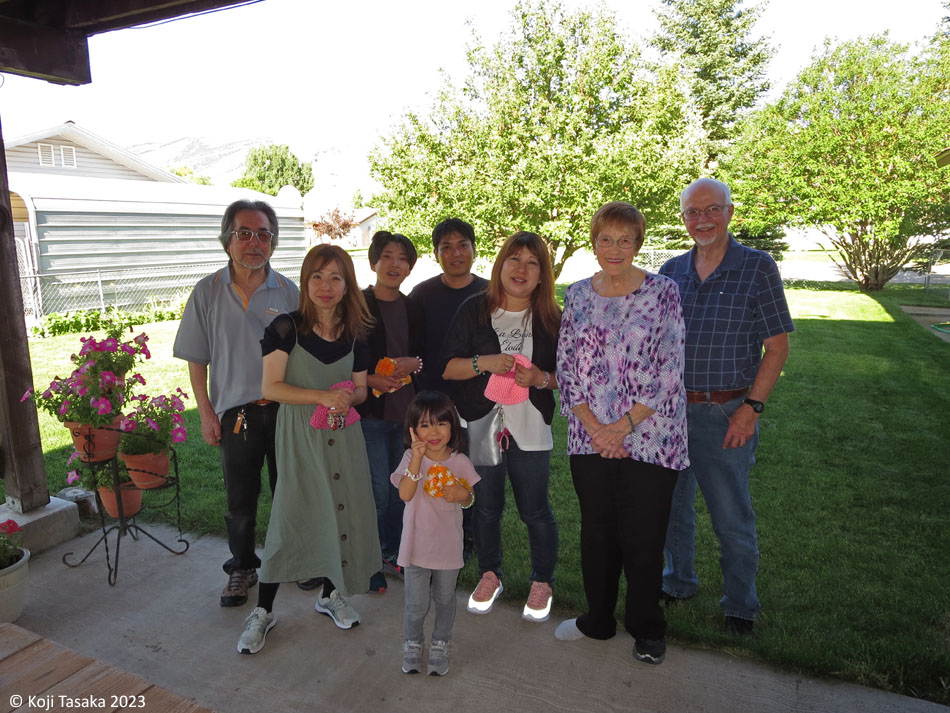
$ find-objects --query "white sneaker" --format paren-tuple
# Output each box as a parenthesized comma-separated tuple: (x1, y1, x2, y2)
(237, 607, 276, 654)
(315, 589, 361, 629)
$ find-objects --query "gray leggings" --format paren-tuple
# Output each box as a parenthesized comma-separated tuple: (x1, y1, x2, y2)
(403, 565, 459, 642)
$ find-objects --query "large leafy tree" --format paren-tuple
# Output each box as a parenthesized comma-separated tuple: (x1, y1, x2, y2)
(653, 0, 772, 168)
(232, 144, 314, 196)
(369, 0, 704, 277)
(724, 35, 950, 291)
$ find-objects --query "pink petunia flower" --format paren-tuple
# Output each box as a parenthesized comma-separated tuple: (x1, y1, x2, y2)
(101, 337, 119, 352)
(20, 388, 33, 402)
(146, 417, 159, 431)
(66, 470, 80, 485)
(59, 401, 70, 416)
(67, 450, 80, 465)
(172, 427, 187, 443)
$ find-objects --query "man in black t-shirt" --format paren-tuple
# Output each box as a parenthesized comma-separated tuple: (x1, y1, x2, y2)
(408, 218, 487, 561)
(409, 218, 488, 398)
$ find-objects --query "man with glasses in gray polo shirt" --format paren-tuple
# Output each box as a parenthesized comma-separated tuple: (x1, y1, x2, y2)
(174, 199, 299, 607)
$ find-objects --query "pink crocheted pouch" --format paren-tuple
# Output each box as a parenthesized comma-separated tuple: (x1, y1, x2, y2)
(483, 354, 532, 405)
(310, 380, 362, 430)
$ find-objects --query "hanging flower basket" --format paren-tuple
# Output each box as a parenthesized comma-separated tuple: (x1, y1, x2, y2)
(64, 416, 123, 463)
(119, 451, 170, 489)
(98, 482, 143, 518)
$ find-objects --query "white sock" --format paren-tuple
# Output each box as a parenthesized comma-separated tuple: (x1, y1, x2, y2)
(554, 618, 585, 641)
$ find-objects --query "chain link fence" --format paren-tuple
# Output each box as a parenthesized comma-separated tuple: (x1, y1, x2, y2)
(17, 258, 304, 329)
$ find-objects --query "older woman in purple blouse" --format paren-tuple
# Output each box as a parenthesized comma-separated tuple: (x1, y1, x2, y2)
(554, 201, 688, 666)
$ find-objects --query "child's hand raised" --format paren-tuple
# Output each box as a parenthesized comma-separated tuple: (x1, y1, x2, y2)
(443, 481, 472, 504)
(409, 427, 427, 461)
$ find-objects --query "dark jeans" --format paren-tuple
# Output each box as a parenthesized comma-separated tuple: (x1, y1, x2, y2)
(219, 402, 279, 574)
(361, 418, 406, 558)
(570, 453, 678, 641)
(474, 437, 558, 583)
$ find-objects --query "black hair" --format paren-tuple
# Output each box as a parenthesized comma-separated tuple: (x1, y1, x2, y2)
(403, 390, 467, 454)
(431, 218, 476, 252)
(368, 230, 418, 268)
(218, 199, 279, 252)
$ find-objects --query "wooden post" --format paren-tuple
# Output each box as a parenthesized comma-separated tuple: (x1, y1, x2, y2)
(0, 114, 50, 513)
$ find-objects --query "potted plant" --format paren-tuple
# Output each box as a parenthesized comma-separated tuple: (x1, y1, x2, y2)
(67, 462, 142, 519)
(118, 389, 189, 489)
(0, 519, 30, 623)
(22, 321, 151, 462)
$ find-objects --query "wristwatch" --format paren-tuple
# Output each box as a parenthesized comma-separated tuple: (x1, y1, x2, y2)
(744, 398, 765, 414)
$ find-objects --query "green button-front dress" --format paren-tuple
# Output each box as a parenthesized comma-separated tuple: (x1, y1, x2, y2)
(259, 339, 380, 596)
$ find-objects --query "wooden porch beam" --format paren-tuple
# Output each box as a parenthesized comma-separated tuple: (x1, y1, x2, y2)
(0, 116, 50, 513)
(0, 17, 91, 86)
(62, 0, 254, 33)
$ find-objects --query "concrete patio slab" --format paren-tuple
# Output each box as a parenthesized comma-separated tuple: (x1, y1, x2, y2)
(9, 525, 947, 713)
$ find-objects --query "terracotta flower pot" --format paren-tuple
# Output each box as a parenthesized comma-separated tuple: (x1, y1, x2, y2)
(65, 415, 122, 462)
(0, 547, 30, 624)
(119, 451, 169, 489)
(98, 483, 143, 518)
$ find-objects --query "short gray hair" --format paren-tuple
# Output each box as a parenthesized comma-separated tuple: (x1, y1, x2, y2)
(680, 178, 732, 211)
(218, 200, 279, 252)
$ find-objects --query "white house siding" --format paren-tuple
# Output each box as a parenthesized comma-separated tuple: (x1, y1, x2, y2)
(5, 140, 153, 181)
(9, 173, 308, 314)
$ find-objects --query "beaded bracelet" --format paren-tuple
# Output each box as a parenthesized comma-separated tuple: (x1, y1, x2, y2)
(625, 413, 636, 433)
(414, 357, 424, 374)
(537, 371, 550, 389)
(460, 489, 476, 509)
(405, 470, 423, 482)
(472, 355, 482, 375)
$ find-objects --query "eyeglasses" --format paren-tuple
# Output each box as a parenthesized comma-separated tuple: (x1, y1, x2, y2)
(232, 229, 274, 244)
(595, 235, 637, 250)
(682, 205, 726, 222)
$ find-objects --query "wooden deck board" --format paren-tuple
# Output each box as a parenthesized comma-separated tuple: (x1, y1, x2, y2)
(0, 625, 216, 713)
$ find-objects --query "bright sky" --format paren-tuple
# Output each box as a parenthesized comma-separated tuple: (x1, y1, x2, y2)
(0, 0, 945, 207)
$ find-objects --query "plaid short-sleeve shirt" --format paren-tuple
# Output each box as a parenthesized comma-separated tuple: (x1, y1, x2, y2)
(659, 236, 794, 392)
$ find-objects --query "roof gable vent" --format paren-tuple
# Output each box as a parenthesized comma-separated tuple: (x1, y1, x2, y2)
(37, 143, 55, 166)
(60, 145, 78, 168)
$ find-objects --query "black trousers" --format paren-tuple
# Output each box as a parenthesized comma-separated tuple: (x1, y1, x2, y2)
(219, 402, 279, 573)
(569, 454, 678, 641)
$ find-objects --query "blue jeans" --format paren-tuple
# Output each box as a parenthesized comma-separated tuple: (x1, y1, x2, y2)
(361, 419, 406, 558)
(474, 437, 558, 584)
(663, 395, 761, 620)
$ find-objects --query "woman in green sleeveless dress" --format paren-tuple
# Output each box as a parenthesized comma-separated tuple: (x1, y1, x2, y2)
(237, 245, 380, 655)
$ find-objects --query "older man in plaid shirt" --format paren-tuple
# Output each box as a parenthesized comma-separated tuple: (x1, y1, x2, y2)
(660, 178, 793, 636)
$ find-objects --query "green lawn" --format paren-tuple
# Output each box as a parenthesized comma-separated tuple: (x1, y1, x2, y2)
(11, 281, 950, 704)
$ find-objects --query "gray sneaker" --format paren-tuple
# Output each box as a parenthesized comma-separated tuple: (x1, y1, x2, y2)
(427, 639, 451, 676)
(314, 590, 360, 629)
(237, 607, 276, 654)
(402, 640, 424, 674)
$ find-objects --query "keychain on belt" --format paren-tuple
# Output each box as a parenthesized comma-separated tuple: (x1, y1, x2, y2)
(233, 406, 248, 440)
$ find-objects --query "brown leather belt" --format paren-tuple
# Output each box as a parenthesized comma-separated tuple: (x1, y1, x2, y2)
(250, 399, 275, 406)
(686, 388, 749, 404)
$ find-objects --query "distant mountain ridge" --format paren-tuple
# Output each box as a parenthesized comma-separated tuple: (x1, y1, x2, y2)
(127, 135, 271, 185)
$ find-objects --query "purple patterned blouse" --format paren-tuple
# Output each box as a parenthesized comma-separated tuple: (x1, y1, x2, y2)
(557, 273, 689, 470)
